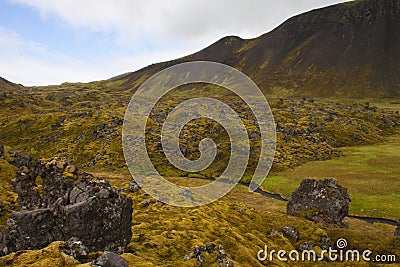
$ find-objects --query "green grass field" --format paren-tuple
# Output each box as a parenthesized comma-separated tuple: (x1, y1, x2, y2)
(262, 132, 400, 220)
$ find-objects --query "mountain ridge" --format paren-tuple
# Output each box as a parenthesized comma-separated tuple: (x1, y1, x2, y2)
(113, 0, 400, 98)
(1, 0, 399, 98)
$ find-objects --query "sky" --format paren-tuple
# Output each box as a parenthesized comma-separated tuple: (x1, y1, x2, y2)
(0, 0, 348, 86)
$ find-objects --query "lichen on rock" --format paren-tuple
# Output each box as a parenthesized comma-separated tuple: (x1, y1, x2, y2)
(0, 153, 133, 257)
(287, 178, 350, 227)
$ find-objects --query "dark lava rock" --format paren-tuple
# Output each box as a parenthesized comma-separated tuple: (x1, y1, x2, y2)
(0, 200, 4, 215)
(395, 221, 400, 236)
(2, 154, 133, 255)
(0, 231, 13, 256)
(184, 243, 234, 267)
(205, 242, 216, 253)
(128, 179, 140, 193)
(320, 236, 333, 250)
(62, 237, 89, 263)
(0, 145, 4, 158)
(287, 178, 350, 227)
(282, 225, 299, 242)
(92, 251, 129, 267)
(299, 241, 314, 252)
(5, 209, 57, 251)
(11, 166, 41, 209)
(141, 199, 151, 207)
(8, 152, 32, 169)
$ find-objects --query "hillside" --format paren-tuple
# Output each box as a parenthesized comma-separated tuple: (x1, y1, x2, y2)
(0, 78, 24, 92)
(111, 0, 400, 98)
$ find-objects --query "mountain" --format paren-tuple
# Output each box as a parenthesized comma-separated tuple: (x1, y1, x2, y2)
(113, 0, 400, 98)
(0, 77, 24, 91)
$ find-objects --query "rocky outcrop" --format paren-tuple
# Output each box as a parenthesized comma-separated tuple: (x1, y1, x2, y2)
(1, 154, 133, 256)
(287, 178, 350, 227)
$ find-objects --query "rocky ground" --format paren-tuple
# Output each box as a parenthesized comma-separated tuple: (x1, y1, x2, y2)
(1, 83, 399, 179)
(0, 157, 398, 266)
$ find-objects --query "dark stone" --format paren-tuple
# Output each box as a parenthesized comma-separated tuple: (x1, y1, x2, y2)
(0, 200, 4, 215)
(320, 236, 333, 250)
(0, 230, 12, 256)
(287, 178, 350, 227)
(282, 225, 299, 242)
(2, 155, 133, 256)
(62, 188, 133, 252)
(205, 242, 216, 253)
(184, 243, 234, 267)
(128, 179, 140, 193)
(5, 209, 57, 251)
(141, 199, 151, 207)
(62, 237, 89, 263)
(9, 153, 32, 169)
(395, 221, 400, 236)
(11, 166, 40, 208)
(92, 251, 129, 267)
(0, 145, 4, 158)
(299, 241, 314, 251)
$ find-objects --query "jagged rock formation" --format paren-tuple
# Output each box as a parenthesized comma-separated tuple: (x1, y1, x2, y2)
(0, 153, 133, 256)
(287, 178, 350, 227)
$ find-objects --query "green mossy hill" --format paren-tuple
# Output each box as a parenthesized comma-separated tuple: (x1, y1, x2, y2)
(1, 81, 399, 180)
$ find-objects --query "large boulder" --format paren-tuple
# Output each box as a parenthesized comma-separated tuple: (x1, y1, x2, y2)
(3, 155, 133, 255)
(287, 178, 350, 227)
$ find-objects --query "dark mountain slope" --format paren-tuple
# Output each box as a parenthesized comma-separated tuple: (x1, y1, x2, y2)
(115, 0, 400, 98)
(0, 77, 24, 92)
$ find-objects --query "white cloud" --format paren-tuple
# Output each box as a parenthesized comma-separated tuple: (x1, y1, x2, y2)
(9, 0, 349, 46)
(0, 26, 194, 85)
(2, 0, 350, 85)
